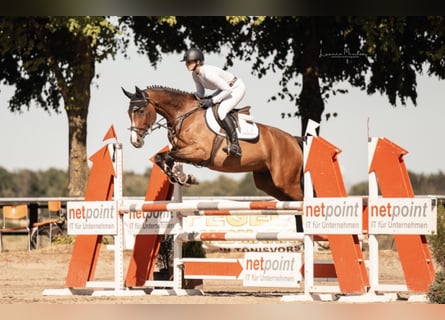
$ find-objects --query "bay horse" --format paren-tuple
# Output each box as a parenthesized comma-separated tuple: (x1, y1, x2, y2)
(122, 86, 304, 230)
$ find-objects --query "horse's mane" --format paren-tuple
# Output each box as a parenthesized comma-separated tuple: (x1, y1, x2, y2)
(146, 85, 196, 99)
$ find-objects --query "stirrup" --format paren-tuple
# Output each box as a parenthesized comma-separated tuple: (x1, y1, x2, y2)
(223, 144, 242, 157)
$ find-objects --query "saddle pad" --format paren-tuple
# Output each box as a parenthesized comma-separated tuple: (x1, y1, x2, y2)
(205, 108, 259, 140)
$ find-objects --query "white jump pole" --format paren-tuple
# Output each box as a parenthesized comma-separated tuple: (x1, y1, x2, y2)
(172, 182, 184, 291)
(303, 133, 315, 297)
(367, 137, 379, 292)
(113, 143, 125, 292)
(90, 142, 146, 296)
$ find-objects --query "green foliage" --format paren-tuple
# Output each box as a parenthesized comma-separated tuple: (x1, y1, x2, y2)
(0, 167, 262, 198)
(182, 241, 206, 258)
(0, 167, 14, 197)
(3, 166, 445, 200)
(182, 175, 238, 197)
(157, 235, 174, 270)
(158, 235, 206, 270)
(0, 166, 149, 197)
(182, 173, 267, 197)
(52, 234, 75, 245)
(123, 169, 151, 197)
(38, 168, 69, 196)
(348, 181, 368, 195)
(236, 173, 268, 196)
(427, 271, 445, 304)
(409, 171, 445, 195)
(348, 171, 445, 196)
(0, 17, 123, 113)
(120, 16, 243, 68)
(0, 17, 126, 196)
(0, 166, 68, 197)
(124, 16, 445, 135)
(429, 204, 445, 269)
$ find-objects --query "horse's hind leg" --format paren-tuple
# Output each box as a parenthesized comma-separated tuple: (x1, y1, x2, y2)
(253, 171, 293, 201)
(253, 171, 304, 232)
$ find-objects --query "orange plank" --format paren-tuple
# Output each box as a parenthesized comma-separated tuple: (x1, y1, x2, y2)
(184, 260, 243, 277)
(125, 146, 174, 287)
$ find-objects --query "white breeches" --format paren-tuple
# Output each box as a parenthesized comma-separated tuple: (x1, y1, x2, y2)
(217, 79, 246, 120)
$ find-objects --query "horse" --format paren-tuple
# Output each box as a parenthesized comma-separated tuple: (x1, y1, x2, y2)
(122, 85, 304, 231)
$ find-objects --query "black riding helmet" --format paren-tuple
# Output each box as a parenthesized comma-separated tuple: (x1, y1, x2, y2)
(181, 48, 204, 63)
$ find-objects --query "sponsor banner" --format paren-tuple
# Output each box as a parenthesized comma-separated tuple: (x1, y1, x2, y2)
(303, 197, 363, 234)
(67, 201, 117, 235)
(242, 252, 302, 287)
(123, 210, 180, 235)
(183, 215, 298, 251)
(183, 215, 296, 233)
(368, 197, 437, 235)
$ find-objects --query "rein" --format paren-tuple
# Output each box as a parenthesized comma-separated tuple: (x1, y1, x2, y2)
(167, 106, 201, 144)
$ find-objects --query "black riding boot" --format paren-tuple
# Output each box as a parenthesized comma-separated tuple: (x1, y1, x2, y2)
(221, 116, 242, 157)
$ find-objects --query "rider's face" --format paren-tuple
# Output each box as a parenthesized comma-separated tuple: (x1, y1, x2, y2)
(186, 60, 198, 71)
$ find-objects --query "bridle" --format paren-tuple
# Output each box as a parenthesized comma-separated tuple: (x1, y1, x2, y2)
(128, 92, 202, 144)
(128, 95, 164, 140)
(128, 103, 151, 140)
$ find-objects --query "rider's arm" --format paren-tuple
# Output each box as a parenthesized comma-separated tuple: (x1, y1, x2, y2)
(205, 72, 233, 104)
(192, 72, 205, 97)
(211, 89, 222, 97)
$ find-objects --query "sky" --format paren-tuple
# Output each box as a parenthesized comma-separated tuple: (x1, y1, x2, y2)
(1, 44, 445, 189)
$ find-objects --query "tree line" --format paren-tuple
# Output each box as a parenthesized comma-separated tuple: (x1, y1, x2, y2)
(1, 166, 445, 198)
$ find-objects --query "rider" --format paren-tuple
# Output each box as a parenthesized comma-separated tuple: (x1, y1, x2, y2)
(181, 47, 246, 157)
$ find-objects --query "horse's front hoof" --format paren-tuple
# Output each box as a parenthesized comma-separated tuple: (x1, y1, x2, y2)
(186, 175, 199, 186)
(172, 172, 199, 187)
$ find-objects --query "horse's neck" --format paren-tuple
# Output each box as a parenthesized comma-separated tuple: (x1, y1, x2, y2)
(152, 92, 197, 123)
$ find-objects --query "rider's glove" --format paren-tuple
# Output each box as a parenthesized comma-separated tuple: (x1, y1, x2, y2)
(199, 98, 214, 109)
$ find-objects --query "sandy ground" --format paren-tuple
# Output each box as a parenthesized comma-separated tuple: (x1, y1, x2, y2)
(0, 236, 432, 305)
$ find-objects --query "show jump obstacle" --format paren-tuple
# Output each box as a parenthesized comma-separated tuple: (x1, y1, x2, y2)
(43, 123, 437, 302)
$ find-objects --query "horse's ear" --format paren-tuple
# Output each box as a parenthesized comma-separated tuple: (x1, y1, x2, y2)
(135, 86, 148, 99)
(121, 87, 134, 99)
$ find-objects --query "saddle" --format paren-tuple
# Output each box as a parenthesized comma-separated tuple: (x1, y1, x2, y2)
(204, 105, 259, 141)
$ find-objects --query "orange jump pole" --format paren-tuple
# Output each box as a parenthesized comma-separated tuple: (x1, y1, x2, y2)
(125, 146, 174, 287)
(305, 136, 369, 294)
(369, 137, 435, 292)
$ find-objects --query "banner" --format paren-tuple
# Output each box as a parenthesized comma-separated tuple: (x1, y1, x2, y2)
(368, 197, 437, 235)
(183, 215, 300, 253)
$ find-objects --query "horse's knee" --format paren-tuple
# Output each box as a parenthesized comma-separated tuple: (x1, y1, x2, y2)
(165, 154, 175, 167)
(154, 153, 165, 166)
